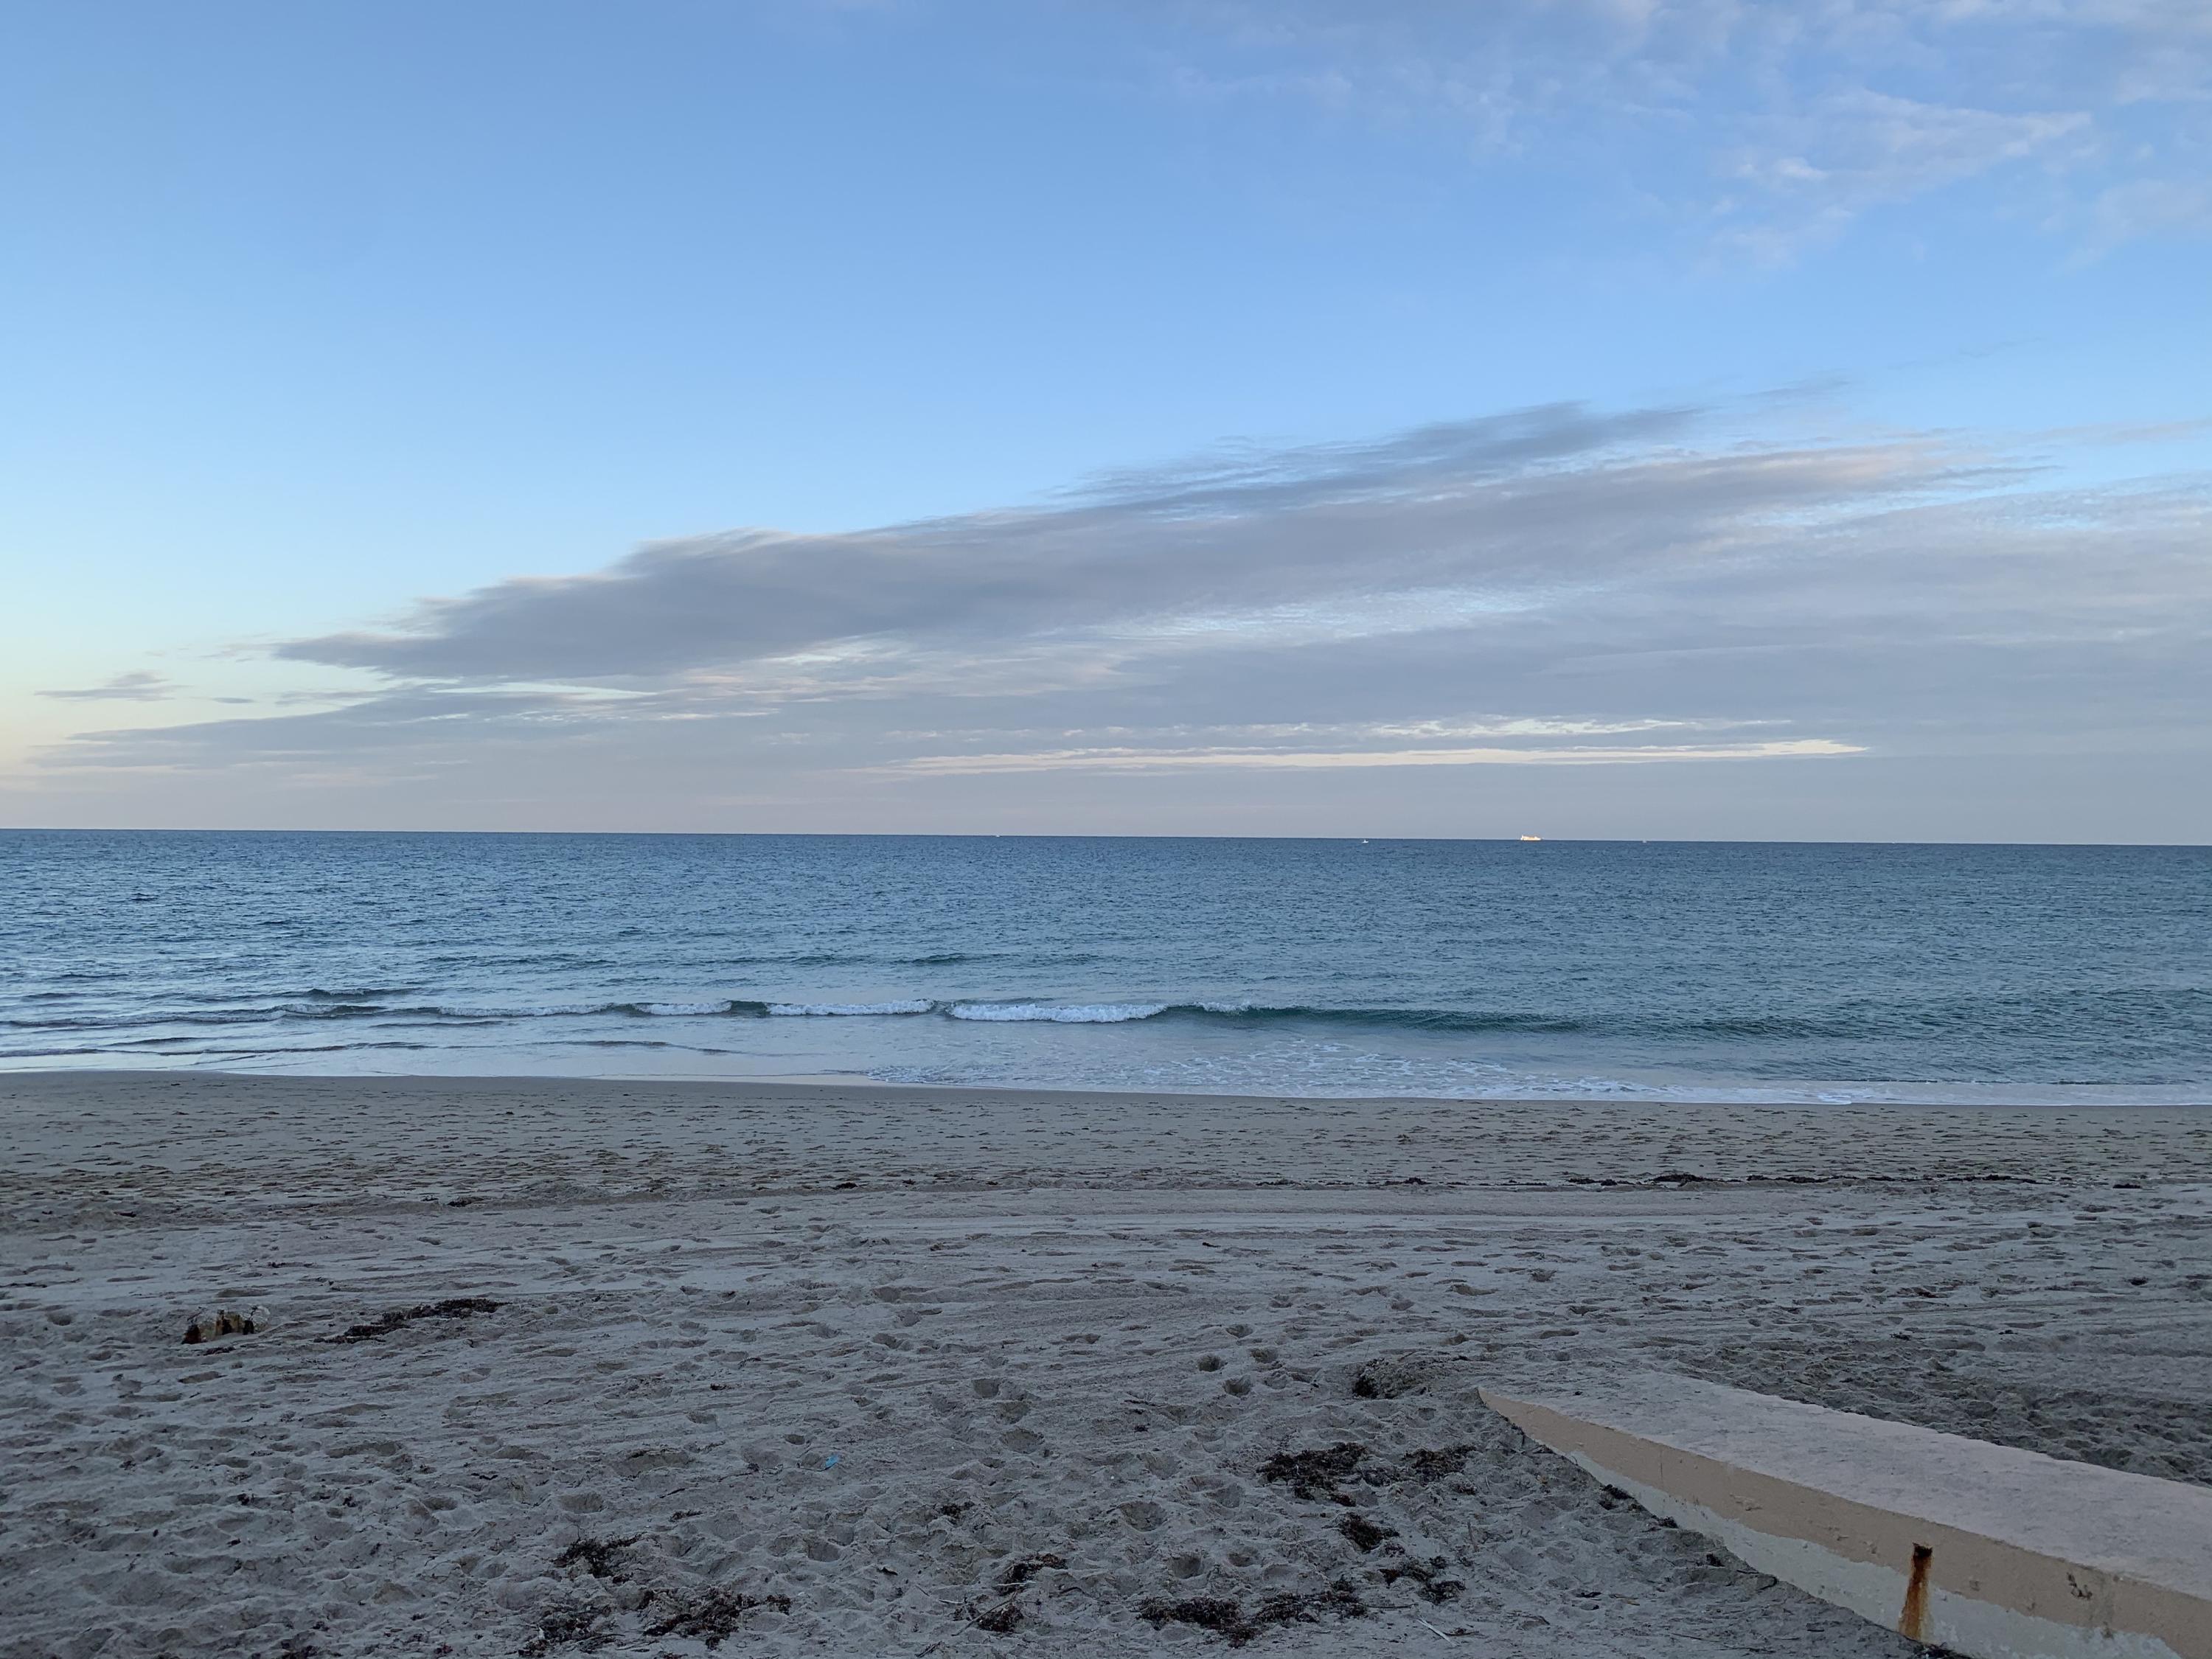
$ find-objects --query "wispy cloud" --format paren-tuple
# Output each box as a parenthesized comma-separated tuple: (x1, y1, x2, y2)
(1714, 90, 2092, 261)
(1142, 0, 2212, 258)
(877, 739, 1863, 776)
(38, 671, 178, 703)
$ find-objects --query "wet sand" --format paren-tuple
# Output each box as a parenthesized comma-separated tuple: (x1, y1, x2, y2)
(4, 1071, 2208, 1658)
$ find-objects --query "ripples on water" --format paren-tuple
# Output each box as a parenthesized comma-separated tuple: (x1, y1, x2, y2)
(3, 832, 2205, 1102)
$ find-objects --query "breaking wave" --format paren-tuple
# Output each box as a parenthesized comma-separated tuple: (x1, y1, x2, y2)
(8, 986, 2209, 1046)
(765, 1000, 934, 1018)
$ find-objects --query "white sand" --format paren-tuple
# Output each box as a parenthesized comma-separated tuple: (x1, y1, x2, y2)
(4, 1072, 2208, 1659)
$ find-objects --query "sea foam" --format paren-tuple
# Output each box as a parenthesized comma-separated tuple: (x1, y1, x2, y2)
(767, 1000, 934, 1017)
(945, 1001, 1169, 1023)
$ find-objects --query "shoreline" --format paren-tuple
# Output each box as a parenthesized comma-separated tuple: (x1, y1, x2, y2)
(4, 1062, 2205, 1113)
(7, 1070, 2209, 1657)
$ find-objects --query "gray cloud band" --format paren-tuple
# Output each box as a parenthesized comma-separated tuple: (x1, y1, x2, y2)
(39, 402, 2212, 784)
(274, 404, 1711, 684)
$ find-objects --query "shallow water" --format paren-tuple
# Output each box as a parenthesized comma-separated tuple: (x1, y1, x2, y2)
(3, 831, 2205, 1102)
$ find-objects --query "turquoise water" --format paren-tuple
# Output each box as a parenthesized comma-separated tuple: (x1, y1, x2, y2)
(3, 832, 2205, 1102)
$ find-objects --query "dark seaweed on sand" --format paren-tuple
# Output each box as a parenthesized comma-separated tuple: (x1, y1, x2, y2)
(1338, 1513, 1394, 1551)
(1138, 1596, 1244, 1636)
(1352, 1357, 1428, 1399)
(1380, 1555, 1467, 1604)
(521, 1599, 613, 1656)
(997, 1551, 1066, 1590)
(1259, 1439, 1478, 1503)
(645, 1586, 792, 1648)
(321, 1295, 504, 1343)
(1139, 1579, 1367, 1646)
(1255, 1441, 1367, 1501)
(1396, 1443, 1476, 1481)
(553, 1534, 641, 1582)
(961, 1553, 1063, 1635)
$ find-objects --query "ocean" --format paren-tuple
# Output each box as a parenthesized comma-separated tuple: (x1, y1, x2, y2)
(2, 831, 2205, 1103)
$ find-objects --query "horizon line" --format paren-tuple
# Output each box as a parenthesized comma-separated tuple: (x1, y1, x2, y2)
(2, 825, 2205, 850)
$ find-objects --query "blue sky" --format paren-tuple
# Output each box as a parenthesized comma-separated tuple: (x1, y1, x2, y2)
(4, 1, 2207, 838)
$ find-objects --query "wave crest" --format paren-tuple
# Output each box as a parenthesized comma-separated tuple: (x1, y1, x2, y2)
(766, 1000, 933, 1018)
(946, 1001, 1169, 1023)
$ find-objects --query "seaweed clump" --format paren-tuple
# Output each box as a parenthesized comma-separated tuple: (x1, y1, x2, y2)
(553, 1534, 641, 1582)
(323, 1296, 503, 1344)
(1139, 1580, 1367, 1646)
(645, 1587, 793, 1649)
(1256, 1441, 1367, 1503)
(521, 1599, 613, 1656)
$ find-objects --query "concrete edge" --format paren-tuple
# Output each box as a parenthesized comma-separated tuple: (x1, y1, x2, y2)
(1481, 1388, 2204, 1659)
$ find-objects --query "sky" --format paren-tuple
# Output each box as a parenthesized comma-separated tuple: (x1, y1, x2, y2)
(2, 0, 2207, 841)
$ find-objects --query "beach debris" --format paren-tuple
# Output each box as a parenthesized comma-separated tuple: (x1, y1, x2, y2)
(996, 1551, 1065, 1591)
(520, 1597, 614, 1655)
(1397, 1444, 1477, 1482)
(950, 1551, 1067, 1636)
(1257, 1441, 1476, 1607)
(644, 1586, 791, 1648)
(1137, 1596, 1245, 1639)
(1338, 1513, 1394, 1551)
(1380, 1553, 1466, 1604)
(1256, 1441, 1367, 1502)
(1138, 1579, 1366, 1646)
(1351, 1354, 1429, 1398)
(554, 1534, 641, 1582)
(525, 1565, 790, 1653)
(321, 1295, 503, 1344)
(1262, 1441, 1483, 1510)
(181, 1305, 268, 1343)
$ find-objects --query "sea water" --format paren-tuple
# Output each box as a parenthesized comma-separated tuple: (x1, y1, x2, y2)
(2, 832, 2205, 1103)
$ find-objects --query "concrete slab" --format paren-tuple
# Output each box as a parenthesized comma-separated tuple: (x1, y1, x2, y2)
(1481, 1373, 2212, 1659)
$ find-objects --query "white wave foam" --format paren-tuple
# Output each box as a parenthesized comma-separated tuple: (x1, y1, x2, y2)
(635, 1001, 734, 1016)
(766, 1000, 933, 1018)
(433, 1003, 605, 1019)
(945, 1001, 1168, 1023)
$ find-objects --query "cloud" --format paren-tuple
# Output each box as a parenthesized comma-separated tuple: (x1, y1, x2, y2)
(876, 739, 1863, 776)
(1141, 0, 2212, 256)
(2080, 175, 2212, 256)
(38, 671, 177, 702)
(1714, 90, 2091, 260)
(34, 397, 2209, 821)
(271, 401, 2003, 691)
(275, 403, 1709, 685)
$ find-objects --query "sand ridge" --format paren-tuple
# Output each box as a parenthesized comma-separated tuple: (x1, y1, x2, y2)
(3, 1072, 2208, 1658)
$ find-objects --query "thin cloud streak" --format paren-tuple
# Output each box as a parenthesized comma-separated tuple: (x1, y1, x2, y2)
(876, 740, 1864, 776)
(38, 671, 178, 703)
(1147, 0, 2212, 258)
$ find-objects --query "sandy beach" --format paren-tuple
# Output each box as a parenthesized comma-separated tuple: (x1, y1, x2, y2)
(4, 1071, 2208, 1659)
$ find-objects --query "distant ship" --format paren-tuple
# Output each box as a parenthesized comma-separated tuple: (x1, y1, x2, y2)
(1519, 834, 1542, 842)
